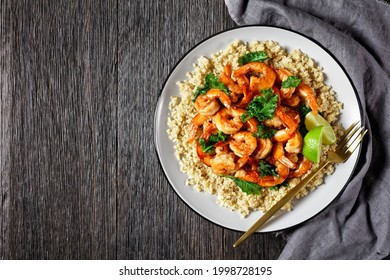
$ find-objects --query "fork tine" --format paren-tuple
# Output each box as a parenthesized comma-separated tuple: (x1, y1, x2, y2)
(337, 122, 360, 151)
(340, 126, 364, 154)
(343, 121, 359, 137)
(346, 129, 367, 155)
(339, 122, 359, 143)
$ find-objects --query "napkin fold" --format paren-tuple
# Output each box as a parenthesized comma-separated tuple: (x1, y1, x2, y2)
(224, 0, 390, 259)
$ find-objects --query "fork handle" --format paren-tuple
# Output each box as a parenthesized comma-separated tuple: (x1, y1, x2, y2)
(233, 160, 330, 248)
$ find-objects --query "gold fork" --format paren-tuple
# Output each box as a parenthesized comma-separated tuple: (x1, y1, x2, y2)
(233, 122, 367, 248)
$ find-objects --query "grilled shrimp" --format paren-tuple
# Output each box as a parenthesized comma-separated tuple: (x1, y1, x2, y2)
(229, 131, 257, 157)
(296, 83, 318, 114)
(235, 84, 254, 108)
(211, 150, 248, 175)
(211, 152, 236, 175)
(288, 156, 312, 178)
(235, 168, 261, 184)
(273, 106, 300, 142)
(276, 68, 295, 99)
(273, 128, 295, 143)
(188, 113, 210, 142)
(285, 130, 303, 154)
(253, 138, 273, 160)
(282, 94, 300, 107)
(276, 68, 292, 82)
(233, 62, 277, 92)
(257, 161, 289, 187)
(264, 115, 284, 129)
(235, 156, 290, 187)
(244, 117, 259, 133)
(272, 142, 297, 169)
(220, 65, 254, 108)
(214, 107, 245, 135)
(200, 120, 217, 140)
(196, 144, 213, 167)
(220, 64, 243, 96)
(195, 89, 231, 116)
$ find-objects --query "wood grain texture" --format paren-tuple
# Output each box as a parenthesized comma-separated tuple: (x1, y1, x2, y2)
(11, 0, 389, 260)
(2, 0, 118, 259)
(116, 0, 286, 260)
(1, 0, 12, 261)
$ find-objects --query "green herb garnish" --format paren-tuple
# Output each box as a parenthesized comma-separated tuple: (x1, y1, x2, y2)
(281, 76, 301, 88)
(299, 124, 309, 138)
(238, 51, 268, 65)
(298, 104, 311, 137)
(258, 161, 278, 178)
(269, 181, 289, 191)
(199, 131, 228, 153)
(223, 175, 261, 195)
(241, 88, 278, 122)
(298, 104, 311, 117)
(253, 124, 277, 139)
(193, 73, 230, 101)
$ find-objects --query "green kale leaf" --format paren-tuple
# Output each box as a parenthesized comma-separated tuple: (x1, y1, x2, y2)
(193, 73, 230, 102)
(298, 104, 311, 117)
(269, 181, 289, 191)
(281, 76, 301, 88)
(223, 175, 261, 195)
(241, 88, 278, 122)
(199, 131, 228, 153)
(253, 124, 277, 139)
(258, 160, 278, 178)
(298, 104, 311, 137)
(238, 51, 268, 65)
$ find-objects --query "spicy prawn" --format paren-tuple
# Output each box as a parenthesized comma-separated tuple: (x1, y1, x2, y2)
(194, 89, 231, 116)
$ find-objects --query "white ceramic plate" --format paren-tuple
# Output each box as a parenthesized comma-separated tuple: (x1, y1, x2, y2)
(154, 26, 362, 232)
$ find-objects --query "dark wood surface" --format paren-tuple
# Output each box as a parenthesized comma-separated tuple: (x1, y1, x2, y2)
(2, 0, 389, 261)
(4, 0, 366, 260)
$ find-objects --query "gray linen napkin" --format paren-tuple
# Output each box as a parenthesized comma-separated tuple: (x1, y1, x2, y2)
(225, 0, 390, 259)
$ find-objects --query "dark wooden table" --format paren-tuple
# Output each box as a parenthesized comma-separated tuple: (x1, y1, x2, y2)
(3, 0, 390, 261)
(1, 0, 312, 260)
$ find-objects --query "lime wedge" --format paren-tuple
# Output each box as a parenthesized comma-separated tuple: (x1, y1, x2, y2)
(303, 126, 324, 163)
(304, 111, 336, 145)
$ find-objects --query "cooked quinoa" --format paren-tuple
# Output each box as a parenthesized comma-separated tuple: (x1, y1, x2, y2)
(167, 40, 344, 217)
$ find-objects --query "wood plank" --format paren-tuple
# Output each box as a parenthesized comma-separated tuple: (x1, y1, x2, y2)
(0, 0, 12, 260)
(6, 0, 118, 259)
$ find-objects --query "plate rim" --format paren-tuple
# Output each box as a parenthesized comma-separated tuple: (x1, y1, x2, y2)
(154, 24, 363, 233)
